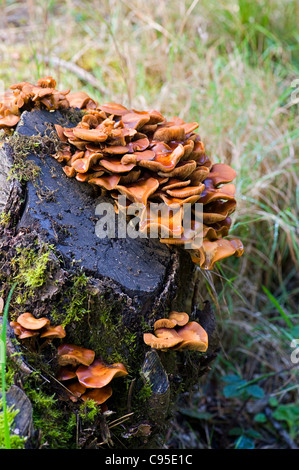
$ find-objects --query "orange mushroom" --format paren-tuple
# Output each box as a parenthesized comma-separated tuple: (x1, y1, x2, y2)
(143, 329, 183, 350)
(57, 343, 95, 367)
(0, 76, 244, 271)
(153, 318, 177, 330)
(81, 385, 113, 405)
(76, 359, 128, 388)
(40, 324, 66, 339)
(16, 312, 50, 330)
(173, 321, 208, 352)
(9, 321, 39, 340)
(168, 311, 189, 326)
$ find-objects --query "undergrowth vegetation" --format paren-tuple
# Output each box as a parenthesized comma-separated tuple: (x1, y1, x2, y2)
(0, 0, 298, 449)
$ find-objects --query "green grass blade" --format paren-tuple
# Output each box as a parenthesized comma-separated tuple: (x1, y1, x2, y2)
(1, 283, 17, 450)
(262, 285, 294, 328)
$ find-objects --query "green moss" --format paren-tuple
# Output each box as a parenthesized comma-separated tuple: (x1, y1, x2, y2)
(78, 400, 99, 424)
(51, 273, 90, 327)
(0, 400, 26, 449)
(0, 211, 11, 228)
(23, 384, 76, 448)
(138, 382, 153, 403)
(13, 245, 52, 290)
(7, 125, 63, 183)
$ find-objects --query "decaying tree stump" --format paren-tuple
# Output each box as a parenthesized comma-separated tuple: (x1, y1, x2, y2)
(0, 109, 219, 449)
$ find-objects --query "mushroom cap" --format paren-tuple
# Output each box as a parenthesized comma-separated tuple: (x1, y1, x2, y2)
(115, 176, 159, 206)
(37, 76, 57, 88)
(0, 113, 20, 129)
(88, 174, 121, 190)
(166, 183, 205, 199)
(67, 91, 97, 109)
(99, 157, 136, 174)
(139, 144, 185, 173)
(98, 102, 129, 116)
(40, 324, 66, 339)
(174, 321, 208, 352)
(153, 318, 177, 330)
(56, 367, 77, 381)
(121, 111, 150, 130)
(199, 238, 244, 270)
(81, 384, 113, 405)
(157, 160, 197, 179)
(66, 381, 87, 402)
(143, 329, 183, 350)
(10, 321, 40, 339)
(57, 343, 95, 367)
(208, 163, 236, 186)
(76, 359, 128, 388)
(16, 312, 50, 330)
(168, 311, 190, 326)
(72, 127, 108, 143)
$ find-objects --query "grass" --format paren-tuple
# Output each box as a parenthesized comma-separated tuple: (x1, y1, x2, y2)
(0, 283, 17, 449)
(0, 0, 298, 449)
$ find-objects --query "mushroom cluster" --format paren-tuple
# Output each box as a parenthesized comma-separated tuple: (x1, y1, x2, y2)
(10, 311, 66, 341)
(0, 76, 244, 269)
(53, 99, 244, 269)
(56, 344, 128, 406)
(0, 77, 73, 131)
(143, 311, 208, 352)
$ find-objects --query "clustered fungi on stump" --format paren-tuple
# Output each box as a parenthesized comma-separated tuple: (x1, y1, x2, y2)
(56, 344, 128, 407)
(144, 311, 208, 352)
(52, 103, 244, 270)
(10, 311, 66, 341)
(0, 76, 244, 270)
(0, 77, 244, 447)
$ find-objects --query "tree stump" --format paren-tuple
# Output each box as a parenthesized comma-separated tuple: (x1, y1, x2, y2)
(0, 109, 218, 449)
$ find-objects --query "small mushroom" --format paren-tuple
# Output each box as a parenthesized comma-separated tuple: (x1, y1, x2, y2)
(153, 318, 177, 330)
(56, 367, 77, 381)
(16, 312, 50, 330)
(168, 311, 189, 326)
(143, 329, 183, 350)
(40, 324, 66, 339)
(173, 321, 208, 352)
(208, 163, 236, 186)
(57, 343, 95, 367)
(72, 127, 108, 143)
(66, 382, 87, 402)
(99, 102, 129, 116)
(76, 359, 128, 388)
(81, 384, 113, 405)
(121, 111, 150, 130)
(9, 321, 40, 340)
(115, 176, 159, 206)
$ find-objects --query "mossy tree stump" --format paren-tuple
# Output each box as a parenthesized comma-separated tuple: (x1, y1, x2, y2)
(0, 109, 218, 449)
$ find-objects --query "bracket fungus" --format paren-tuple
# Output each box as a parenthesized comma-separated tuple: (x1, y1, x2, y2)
(0, 76, 244, 270)
(144, 312, 208, 353)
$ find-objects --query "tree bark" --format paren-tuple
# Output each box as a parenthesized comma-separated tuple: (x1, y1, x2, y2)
(0, 109, 219, 449)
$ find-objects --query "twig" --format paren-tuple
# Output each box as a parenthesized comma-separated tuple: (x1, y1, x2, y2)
(108, 412, 134, 428)
(127, 378, 136, 412)
(35, 54, 108, 97)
